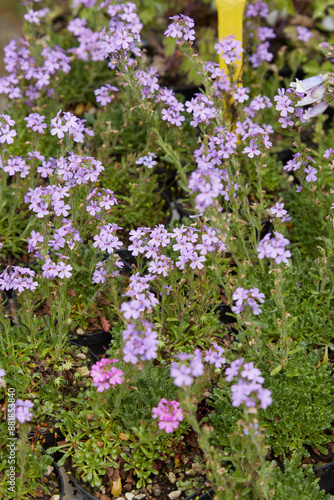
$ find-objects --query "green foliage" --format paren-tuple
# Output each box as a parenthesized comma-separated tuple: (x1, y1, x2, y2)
(118, 363, 178, 427)
(270, 455, 330, 500)
(209, 348, 334, 457)
(261, 349, 334, 456)
(0, 428, 54, 500)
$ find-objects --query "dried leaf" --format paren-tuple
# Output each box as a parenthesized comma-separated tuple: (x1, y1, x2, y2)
(328, 442, 334, 453)
(101, 316, 111, 332)
(111, 478, 122, 497)
(119, 433, 129, 441)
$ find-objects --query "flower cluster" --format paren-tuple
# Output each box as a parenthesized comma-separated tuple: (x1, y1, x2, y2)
(24, 113, 47, 134)
(249, 41, 273, 68)
(0, 114, 16, 144)
(86, 188, 118, 218)
(0, 266, 37, 292)
(24, 7, 49, 24)
(122, 321, 159, 364)
(127, 223, 226, 272)
(152, 398, 183, 433)
(56, 153, 104, 186)
(270, 202, 291, 222)
(16, 399, 34, 423)
(257, 232, 291, 264)
(232, 287, 265, 315)
(68, 2, 142, 67)
(135, 153, 157, 169)
(164, 15, 195, 45)
(296, 26, 313, 43)
(92, 258, 124, 284)
(94, 84, 119, 106)
(90, 358, 124, 392)
(42, 258, 73, 280)
(135, 67, 160, 99)
(225, 359, 272, 409)
(274, 88, 304, 128)
(282, 152, 318, 184)
(245, 1, 269, 18)
(185, 93, 217, 127)
(92, 223, 122, 254)
(0, 38, 70, 104)
(214, 35, 243, 67)
(50, 110, 93, 143)
(156, 87, 185, 127)
(1, 156, 30, 178)
(170, 343, 226, 387)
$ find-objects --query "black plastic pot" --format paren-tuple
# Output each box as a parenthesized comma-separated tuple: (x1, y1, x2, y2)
(172, 85, 205, 101)
(73, 330, 113, 358)
(68, 472, 100, 500)
(315, 460, 334, 495)
(68, 339, 99, 363)
(1, 289, 19, 325)
(53, 460, 65, 500)
(184, 485, 214, 500)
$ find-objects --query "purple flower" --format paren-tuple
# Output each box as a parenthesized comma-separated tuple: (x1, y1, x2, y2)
(243, 423, 259, 435)
(0, 124, 16, 144)
(243, 139, 261, 158)
(270, 203, 289, 218)
(24, 113, 47, 133)
(164, 15, 195, 45)
(94, 84, 118, 106)
(304, 166, 317, 182)
(257, 232, 291, 264)
(258, 387, 272, 409)
(16, 399, 34, 423)
(122, 321, 158, 364)
(296, 26, 313, 42)
(0, 368, 5, 385)
(225, 358, 244, 382)
(215, 35, 243, 65)
(228, 360, 272, 410)
(249, 42, 273, 68)
(232, 287, 265, 315)
(0, 266, 37, 292)
(241, 362, 264, 383)
(204, 342, 226, 368)
(170, 362, 193, 387)
(136, 153, 157, 169)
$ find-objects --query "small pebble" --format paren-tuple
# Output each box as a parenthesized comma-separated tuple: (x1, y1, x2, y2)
(152, 485, 161, 496)
(76, 353, 87, 360)
(168, 491, 181, 500)
(185, 469, 196, 476)
(125, 493, 135, 500)
(168, 472, 177, 483)
(50, 496, 60, 500)
(76, 366, 90, 376)
(135, 494, 146, 499)
(44, 465, 54, 476)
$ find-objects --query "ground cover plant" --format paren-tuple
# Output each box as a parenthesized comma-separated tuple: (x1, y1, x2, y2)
(0, 0, 334, 499)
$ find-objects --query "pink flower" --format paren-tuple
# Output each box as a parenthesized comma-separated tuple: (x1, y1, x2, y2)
(90, 358, 123, 392)
(152, 399, 183, 433)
